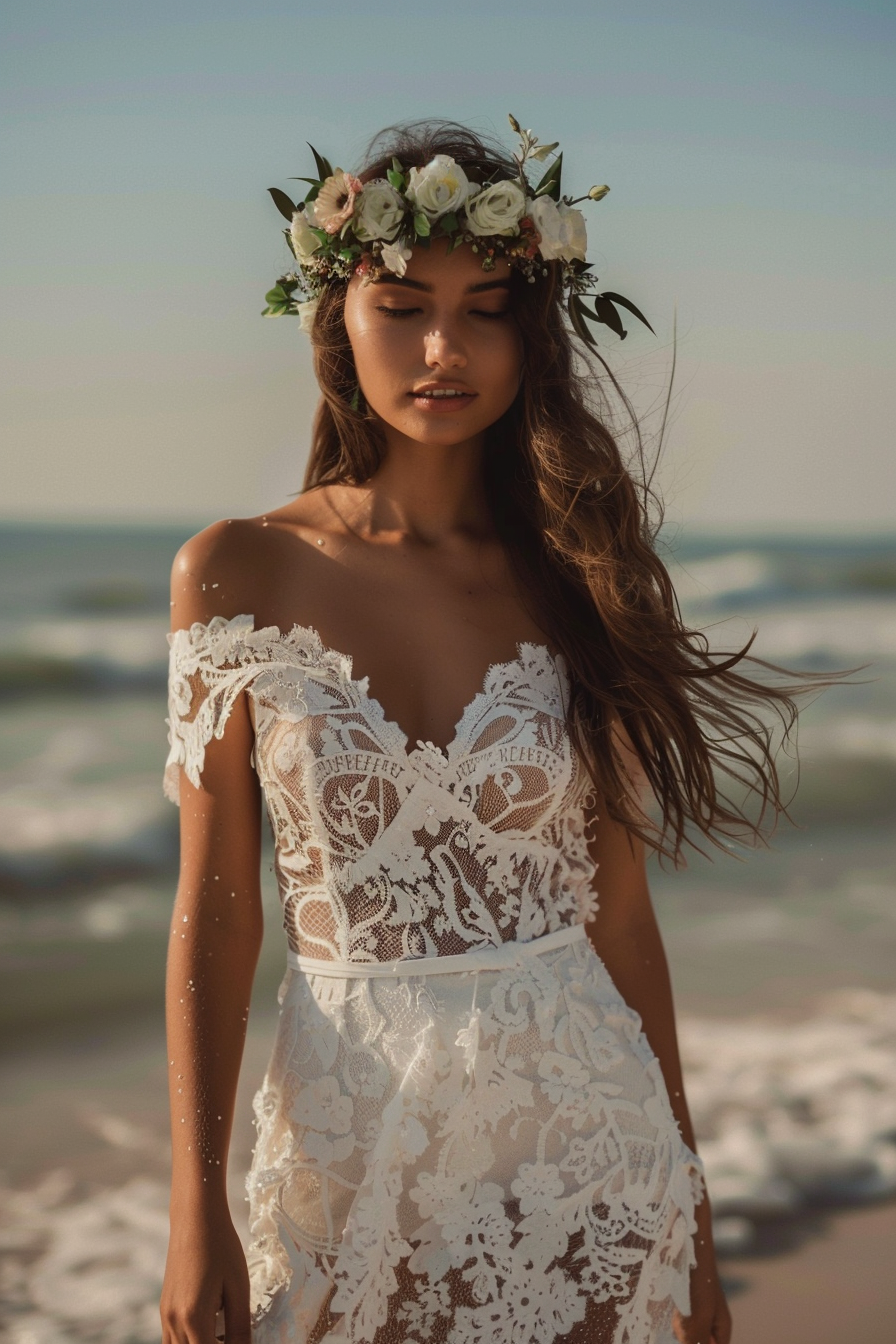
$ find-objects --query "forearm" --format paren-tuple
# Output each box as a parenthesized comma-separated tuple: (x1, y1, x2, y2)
(166, 878, 263, 1215)
(590, 902, 697, 1157)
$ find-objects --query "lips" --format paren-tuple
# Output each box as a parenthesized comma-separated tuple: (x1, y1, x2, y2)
(408, 383, 478, 412)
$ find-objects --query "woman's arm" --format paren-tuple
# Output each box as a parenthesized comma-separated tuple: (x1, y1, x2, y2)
(160, 533, 264, 1344)
(584, 798, 732, 1344)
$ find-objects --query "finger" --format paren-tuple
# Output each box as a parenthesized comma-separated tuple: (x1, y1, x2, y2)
(222, 1284, 252, 1344)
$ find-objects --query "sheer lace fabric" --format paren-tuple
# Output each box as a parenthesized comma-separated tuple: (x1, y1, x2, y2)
(165, 614, 704, 1343)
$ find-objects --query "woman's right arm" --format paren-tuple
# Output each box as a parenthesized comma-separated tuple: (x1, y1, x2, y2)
(160, 530, 264, 1344)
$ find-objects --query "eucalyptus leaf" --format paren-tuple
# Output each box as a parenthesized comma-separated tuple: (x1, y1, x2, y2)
(534, 152, 563, 202)
(308, 144, 334, 181)
(599, 291, 655, 335)
(268, 187, 297, 222)
(585, 296, 627, 340)
(568, 294, 597, 348)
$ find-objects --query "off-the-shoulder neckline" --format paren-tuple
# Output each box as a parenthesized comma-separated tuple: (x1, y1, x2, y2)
(170, 613, 567, 764)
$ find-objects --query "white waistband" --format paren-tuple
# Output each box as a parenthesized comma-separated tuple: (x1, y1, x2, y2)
(286, 922, 587, 980)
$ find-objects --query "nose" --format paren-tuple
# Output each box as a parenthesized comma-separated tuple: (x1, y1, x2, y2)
(423, 324, 467, 370)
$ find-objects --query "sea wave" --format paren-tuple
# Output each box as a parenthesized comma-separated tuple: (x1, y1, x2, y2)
(0, 780, 175, 890)
(0, 617, 169, 696)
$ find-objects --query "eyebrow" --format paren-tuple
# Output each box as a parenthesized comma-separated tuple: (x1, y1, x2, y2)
(374, 276, 512, 294)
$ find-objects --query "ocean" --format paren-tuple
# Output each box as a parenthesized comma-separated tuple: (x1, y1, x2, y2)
(0, 522, 894, 1341)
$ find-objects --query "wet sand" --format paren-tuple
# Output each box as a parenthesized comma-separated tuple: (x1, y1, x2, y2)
(723, 1200, 896, 1343)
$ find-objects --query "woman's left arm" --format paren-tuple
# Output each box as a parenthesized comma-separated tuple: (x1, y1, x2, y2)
(584, 799, 732, 1344)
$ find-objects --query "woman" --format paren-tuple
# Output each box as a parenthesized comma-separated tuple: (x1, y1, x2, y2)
(156, 116, 801, 1343)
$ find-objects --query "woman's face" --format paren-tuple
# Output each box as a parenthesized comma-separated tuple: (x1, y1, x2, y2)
(342, 237, 524, 450)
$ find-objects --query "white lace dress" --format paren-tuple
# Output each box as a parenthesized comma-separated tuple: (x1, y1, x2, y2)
(164, 614, 705, 1344)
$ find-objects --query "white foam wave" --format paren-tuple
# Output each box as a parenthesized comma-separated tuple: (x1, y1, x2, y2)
(801, 714, 896, 762)
(670, 551, 776, 604)
(680, 988, 896, 1238)
(680, 597, 896, 664)
(0, 616, 168, 682)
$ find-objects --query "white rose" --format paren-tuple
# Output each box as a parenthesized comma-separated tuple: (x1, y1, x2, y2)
(296, 296, 319, 333)
(527, 196, 588, 263)
(464, 180, 527, 236)
(380, 241, 413, 277)
(353, 179, 406, 242)
(290, 209, 323, 261)
(405, 154, 472, 220)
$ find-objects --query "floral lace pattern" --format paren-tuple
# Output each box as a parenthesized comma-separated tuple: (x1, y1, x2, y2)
(164, 615, 704, 1343)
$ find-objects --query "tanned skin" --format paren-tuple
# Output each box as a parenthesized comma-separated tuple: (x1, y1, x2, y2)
(160, 237, 731, 1344)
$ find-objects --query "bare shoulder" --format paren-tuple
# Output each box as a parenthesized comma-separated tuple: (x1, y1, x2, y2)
(169, 515, 274, 632)
(169, 493, 337, 633)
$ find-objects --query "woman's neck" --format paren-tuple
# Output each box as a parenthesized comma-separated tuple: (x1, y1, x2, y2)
(333, 440, 494, 545)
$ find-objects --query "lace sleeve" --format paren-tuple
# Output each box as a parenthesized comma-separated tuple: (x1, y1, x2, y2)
(163, 613, 263, 805)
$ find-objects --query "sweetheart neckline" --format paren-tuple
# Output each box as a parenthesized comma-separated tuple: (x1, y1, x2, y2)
(179, 612, 567, 765)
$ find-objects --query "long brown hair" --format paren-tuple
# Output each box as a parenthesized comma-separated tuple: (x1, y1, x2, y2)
(302, 118, 822, 862)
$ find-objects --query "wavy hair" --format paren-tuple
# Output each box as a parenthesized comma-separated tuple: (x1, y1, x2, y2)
(302, 118, 821, 862)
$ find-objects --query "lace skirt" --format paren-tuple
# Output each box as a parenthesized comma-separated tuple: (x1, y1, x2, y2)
(245, 924, 705, 1344)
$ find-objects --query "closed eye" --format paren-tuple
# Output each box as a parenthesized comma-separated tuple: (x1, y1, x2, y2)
(375, 306, 420, 318)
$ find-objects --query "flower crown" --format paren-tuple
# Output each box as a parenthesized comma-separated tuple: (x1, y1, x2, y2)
(263, 114, 652, 347)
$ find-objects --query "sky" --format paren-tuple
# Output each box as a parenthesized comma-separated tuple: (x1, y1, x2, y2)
(1, 0, 894, 532)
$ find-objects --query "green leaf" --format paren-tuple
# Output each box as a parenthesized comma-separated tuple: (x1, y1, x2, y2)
(391, 157, 404, 175)
(262, 302, 290, 317)
(309, 227, 329, 245)
(289, 176, 323, 187)
(413, 212, 431, 237)
(439, 211, 459, 234)
(307, 143, 334, 181)
(304, 184, 320, 204)
(387, 168, 405, 191)
(599, 291, 655, 335)
(583, 296, 627, 340)
(533, 152, 563, 201)
(268, 187, 297, 222)
(349, 386, 361, 412)
(265, 284, 289, 305)
(448, 234, 467, 253)
(567, 294, 598, 348)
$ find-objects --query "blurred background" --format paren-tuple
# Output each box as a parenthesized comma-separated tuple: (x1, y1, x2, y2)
(1, 2, 894, 1341)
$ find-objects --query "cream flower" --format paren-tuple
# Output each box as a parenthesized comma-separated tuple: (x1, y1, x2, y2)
(464, 180, 527, 236)
(354, 178, 406, 242)
(296, 296, 319, 333)
(527, 196, 588, 263)
(406, 154, 472, 220)
(380, 241, 413, 277)
(289, 207, 323, 260)
(311, 168, 363, 234)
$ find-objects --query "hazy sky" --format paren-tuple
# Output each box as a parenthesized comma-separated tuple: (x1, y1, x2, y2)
(2, 0, 893, 531)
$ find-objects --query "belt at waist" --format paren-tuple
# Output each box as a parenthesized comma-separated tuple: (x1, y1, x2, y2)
(286, 922, 587, 980)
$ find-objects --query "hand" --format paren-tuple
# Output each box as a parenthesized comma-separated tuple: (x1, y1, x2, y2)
(672, 1249, 732, 1344)
(160, 1213, 251, 1344)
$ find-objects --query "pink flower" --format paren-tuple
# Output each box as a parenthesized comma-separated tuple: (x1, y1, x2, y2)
(312, 169, 364, 234)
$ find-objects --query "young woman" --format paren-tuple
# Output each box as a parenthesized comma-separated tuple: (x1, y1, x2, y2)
(155, 116, 808, 1343)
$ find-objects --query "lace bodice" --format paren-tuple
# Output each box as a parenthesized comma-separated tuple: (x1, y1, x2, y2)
(164, 614, 599, 964)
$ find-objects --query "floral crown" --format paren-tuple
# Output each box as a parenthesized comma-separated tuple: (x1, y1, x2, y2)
(262, 114, 652, 348)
